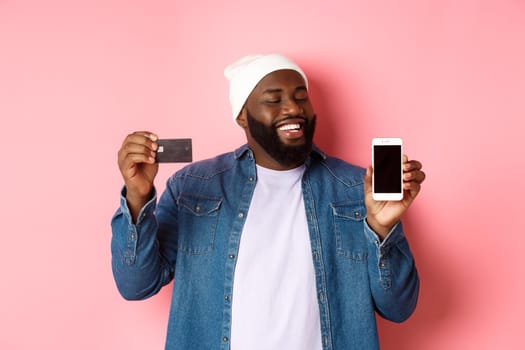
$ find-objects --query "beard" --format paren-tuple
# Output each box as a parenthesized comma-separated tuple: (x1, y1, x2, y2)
(246, 109, 316, 168)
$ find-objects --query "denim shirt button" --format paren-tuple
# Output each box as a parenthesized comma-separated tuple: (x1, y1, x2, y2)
(248, 176, 254, 182)
(224, 294, 230, 301)
(229, 254, 235, 259)
(238, 212, 244, 218)
(223, 337, 229, 342)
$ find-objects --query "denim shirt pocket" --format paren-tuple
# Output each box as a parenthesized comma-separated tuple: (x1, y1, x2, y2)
(177, 193, 222, 255)
(331, 201, 368, 261)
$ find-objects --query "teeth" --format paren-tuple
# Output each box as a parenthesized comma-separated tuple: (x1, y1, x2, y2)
(278, 123, 300, 131)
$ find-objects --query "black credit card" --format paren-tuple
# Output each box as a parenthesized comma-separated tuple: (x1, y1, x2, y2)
(155, 138, 192, 163)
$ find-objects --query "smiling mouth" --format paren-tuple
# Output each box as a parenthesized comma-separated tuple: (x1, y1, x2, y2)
(278, 123, 302, 131)
(275, 117, 306, 131)
(275, 120, 305, 141)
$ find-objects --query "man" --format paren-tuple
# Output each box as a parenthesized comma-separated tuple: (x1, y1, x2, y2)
(112, 54, 426, 350)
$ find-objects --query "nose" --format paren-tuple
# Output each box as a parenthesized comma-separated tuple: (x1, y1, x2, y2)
(282, 98, 302, 116)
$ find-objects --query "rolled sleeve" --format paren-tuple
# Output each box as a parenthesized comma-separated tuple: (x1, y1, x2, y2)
(364, 219, 420, 322)
(112, 186, 157, 264)
(111, 186, 172, 300)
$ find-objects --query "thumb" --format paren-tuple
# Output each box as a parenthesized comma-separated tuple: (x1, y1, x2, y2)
(364, 165, 373, 196)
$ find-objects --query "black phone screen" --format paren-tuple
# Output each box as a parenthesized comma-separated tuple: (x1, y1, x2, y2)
(373, 145, 402, 193)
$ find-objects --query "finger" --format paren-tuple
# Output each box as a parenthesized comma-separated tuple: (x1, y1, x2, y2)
(132, 131, 158, 142)
(403, 169, 426, 184)
(118, 143, 156, 171)
(122, 131, 159, 150)
(119, 151, 156, 173)
(403, 180, 421, 198)
(120, 132, 159, 158)
(122, 143, 157, 161)
(403, 159, 423, 172)
(417, 170, 426, 184)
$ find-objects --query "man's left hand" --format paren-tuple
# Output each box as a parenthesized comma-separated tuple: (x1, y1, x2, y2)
(364, 155, 426, 239)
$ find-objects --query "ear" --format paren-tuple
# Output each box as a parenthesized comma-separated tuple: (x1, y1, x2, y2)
(236, 107, 248, 129)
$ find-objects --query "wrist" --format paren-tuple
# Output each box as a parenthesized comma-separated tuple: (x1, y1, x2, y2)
(125, 186, 153, 223)
(365, 217, 392, 240)
(125, 180, 154, 202)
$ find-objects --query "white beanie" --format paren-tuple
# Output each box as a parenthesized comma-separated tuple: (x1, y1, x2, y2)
(224, 54, 308, 121)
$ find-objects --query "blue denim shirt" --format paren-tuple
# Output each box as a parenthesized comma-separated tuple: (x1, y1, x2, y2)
(111, 144, 419, 350)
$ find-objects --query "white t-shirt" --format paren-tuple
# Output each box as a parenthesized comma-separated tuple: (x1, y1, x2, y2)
(231, 165, 322, 350)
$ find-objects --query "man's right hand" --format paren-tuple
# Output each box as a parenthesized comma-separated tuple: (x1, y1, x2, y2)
(117, 131, 159, 222)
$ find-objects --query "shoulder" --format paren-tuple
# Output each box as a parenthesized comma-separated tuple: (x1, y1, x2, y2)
(323, 155, 365, 175)
(170, 144, 250, 180)
(309, 147, 366, 187)
(174, 152, 235, 180)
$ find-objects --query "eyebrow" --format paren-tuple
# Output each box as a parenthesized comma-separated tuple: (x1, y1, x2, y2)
(262, 85, 307, 94)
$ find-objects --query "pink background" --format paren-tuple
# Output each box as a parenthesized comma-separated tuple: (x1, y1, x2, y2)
(1, 0, 524, 349)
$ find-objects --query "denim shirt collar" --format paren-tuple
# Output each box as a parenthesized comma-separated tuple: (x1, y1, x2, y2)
(233, 143, 327, 167)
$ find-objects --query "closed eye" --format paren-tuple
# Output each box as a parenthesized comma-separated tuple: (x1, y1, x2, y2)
(295, 96, 309, 102)
(294, 88, 309, 102)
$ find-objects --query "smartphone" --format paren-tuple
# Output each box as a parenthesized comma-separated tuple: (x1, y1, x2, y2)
(155, 138, 193, 163)
(372, 137, 403, 201)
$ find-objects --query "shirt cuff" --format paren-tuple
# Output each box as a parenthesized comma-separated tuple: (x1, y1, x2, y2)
(119, 186, 158, 225)
(364, 218, 402, 248)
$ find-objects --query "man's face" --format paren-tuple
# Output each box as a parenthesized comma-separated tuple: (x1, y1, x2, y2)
(239, 69, 316, 169)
